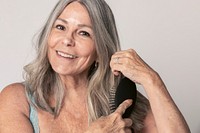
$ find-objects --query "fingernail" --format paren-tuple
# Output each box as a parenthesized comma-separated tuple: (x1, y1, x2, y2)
(128, 99, 133, 104)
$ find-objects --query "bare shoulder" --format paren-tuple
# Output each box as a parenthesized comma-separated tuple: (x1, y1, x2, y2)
(0, 83, 33, 133)
(0, 83, 29, 112)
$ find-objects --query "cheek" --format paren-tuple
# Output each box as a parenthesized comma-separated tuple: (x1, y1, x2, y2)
(47, 39, 56, 63)
(47, 47, 54, 65)
(87, 43, 96, 60)
(47, 34, 58, 64)
(86, 48, 97, 65)
(78, 41, 96, 56)
(82, 48, 95, 57)
(48, 32, 60, 48)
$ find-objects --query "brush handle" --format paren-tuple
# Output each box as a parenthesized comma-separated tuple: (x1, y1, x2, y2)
(115, 77, 137, 118)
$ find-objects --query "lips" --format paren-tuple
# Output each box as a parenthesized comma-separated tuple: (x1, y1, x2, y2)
(56, 51, 78, 59)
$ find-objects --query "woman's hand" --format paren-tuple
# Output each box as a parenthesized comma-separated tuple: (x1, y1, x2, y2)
(109, 49, 191, 133)
(110, 49, 161, 87)
(85, 99, 133, 133)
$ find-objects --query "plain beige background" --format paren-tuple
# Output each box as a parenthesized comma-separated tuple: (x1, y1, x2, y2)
(0, 0, 199, 132)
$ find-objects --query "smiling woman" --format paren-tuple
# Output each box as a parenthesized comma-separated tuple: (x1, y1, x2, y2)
(48, 3, 96, 77)
(0, 0, 190, 133)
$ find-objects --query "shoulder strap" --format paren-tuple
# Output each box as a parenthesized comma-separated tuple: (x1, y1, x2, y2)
(29, 103, 39, 133)
(23, 82, 40, 133)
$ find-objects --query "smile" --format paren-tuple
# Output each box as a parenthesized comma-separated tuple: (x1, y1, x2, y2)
(56, 51, 78, 59)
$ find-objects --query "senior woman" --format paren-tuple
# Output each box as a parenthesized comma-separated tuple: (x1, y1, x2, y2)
(0, 0, 190, 133)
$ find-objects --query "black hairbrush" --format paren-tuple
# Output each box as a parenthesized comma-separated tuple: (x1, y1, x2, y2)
(114, 77, 137, 118)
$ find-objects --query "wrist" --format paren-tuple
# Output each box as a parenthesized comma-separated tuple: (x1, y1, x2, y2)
(142, 71, 165, 91)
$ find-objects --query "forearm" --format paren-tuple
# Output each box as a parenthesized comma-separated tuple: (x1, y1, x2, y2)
(143, 75, 190, 133)
(110, 49, 190, 132)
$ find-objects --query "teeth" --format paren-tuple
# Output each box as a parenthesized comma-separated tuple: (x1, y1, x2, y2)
(57, 51, 77, 59)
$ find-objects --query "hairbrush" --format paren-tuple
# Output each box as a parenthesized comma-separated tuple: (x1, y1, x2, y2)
(110, 77, 137, 118)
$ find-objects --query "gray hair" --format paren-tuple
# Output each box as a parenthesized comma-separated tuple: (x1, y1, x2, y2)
(24, 0, 149, 131)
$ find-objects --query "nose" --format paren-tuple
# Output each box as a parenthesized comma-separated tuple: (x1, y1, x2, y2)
(62, 32, 75, 47)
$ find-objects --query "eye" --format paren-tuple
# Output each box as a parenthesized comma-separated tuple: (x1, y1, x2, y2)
(79, 31, 90, 37)
(55, 24, 66, 31)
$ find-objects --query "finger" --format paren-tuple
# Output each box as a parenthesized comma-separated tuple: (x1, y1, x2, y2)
(109, 58, 121, 76)
(123, 118, 133, 127)
(112, 63, 135, 74)
(111, 62, 134, 77)
(111, 55, 136, 68)
(110, 57, 123, 76)
(114, 49, 135, 55)
(110, 57, 127, 72)
(115, 99, 133, 115)
(113, 70, 120, 76)
(112, 49, 136, 60)
(124, 127, 132, 133)
(111, 56, 132, 64)
(113, 57, 121, 64)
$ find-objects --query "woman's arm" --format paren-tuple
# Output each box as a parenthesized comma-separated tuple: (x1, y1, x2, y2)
(141, 75, 190, 133)
(0, 83, 34, 133)
(110, 49, 190, 133)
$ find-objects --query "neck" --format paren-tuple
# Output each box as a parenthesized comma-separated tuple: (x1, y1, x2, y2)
(60, 75, 88, 104)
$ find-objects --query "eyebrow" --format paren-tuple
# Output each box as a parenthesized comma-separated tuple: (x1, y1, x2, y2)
(56, 18, 93, 29)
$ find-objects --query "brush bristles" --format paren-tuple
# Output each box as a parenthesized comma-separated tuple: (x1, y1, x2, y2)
(109, 86, 116, 113)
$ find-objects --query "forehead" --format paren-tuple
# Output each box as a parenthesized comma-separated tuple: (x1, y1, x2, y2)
(58, 2, 91, 25)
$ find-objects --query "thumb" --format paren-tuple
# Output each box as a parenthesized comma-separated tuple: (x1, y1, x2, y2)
(114, 99, 133, 116)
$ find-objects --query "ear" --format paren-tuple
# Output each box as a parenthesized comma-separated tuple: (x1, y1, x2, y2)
(95, 61, 99, 68)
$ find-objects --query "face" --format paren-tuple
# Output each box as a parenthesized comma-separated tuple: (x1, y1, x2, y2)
(48, 2, 96, 77)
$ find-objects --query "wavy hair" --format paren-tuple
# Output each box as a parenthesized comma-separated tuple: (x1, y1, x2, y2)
(24, 0, 149, 131)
